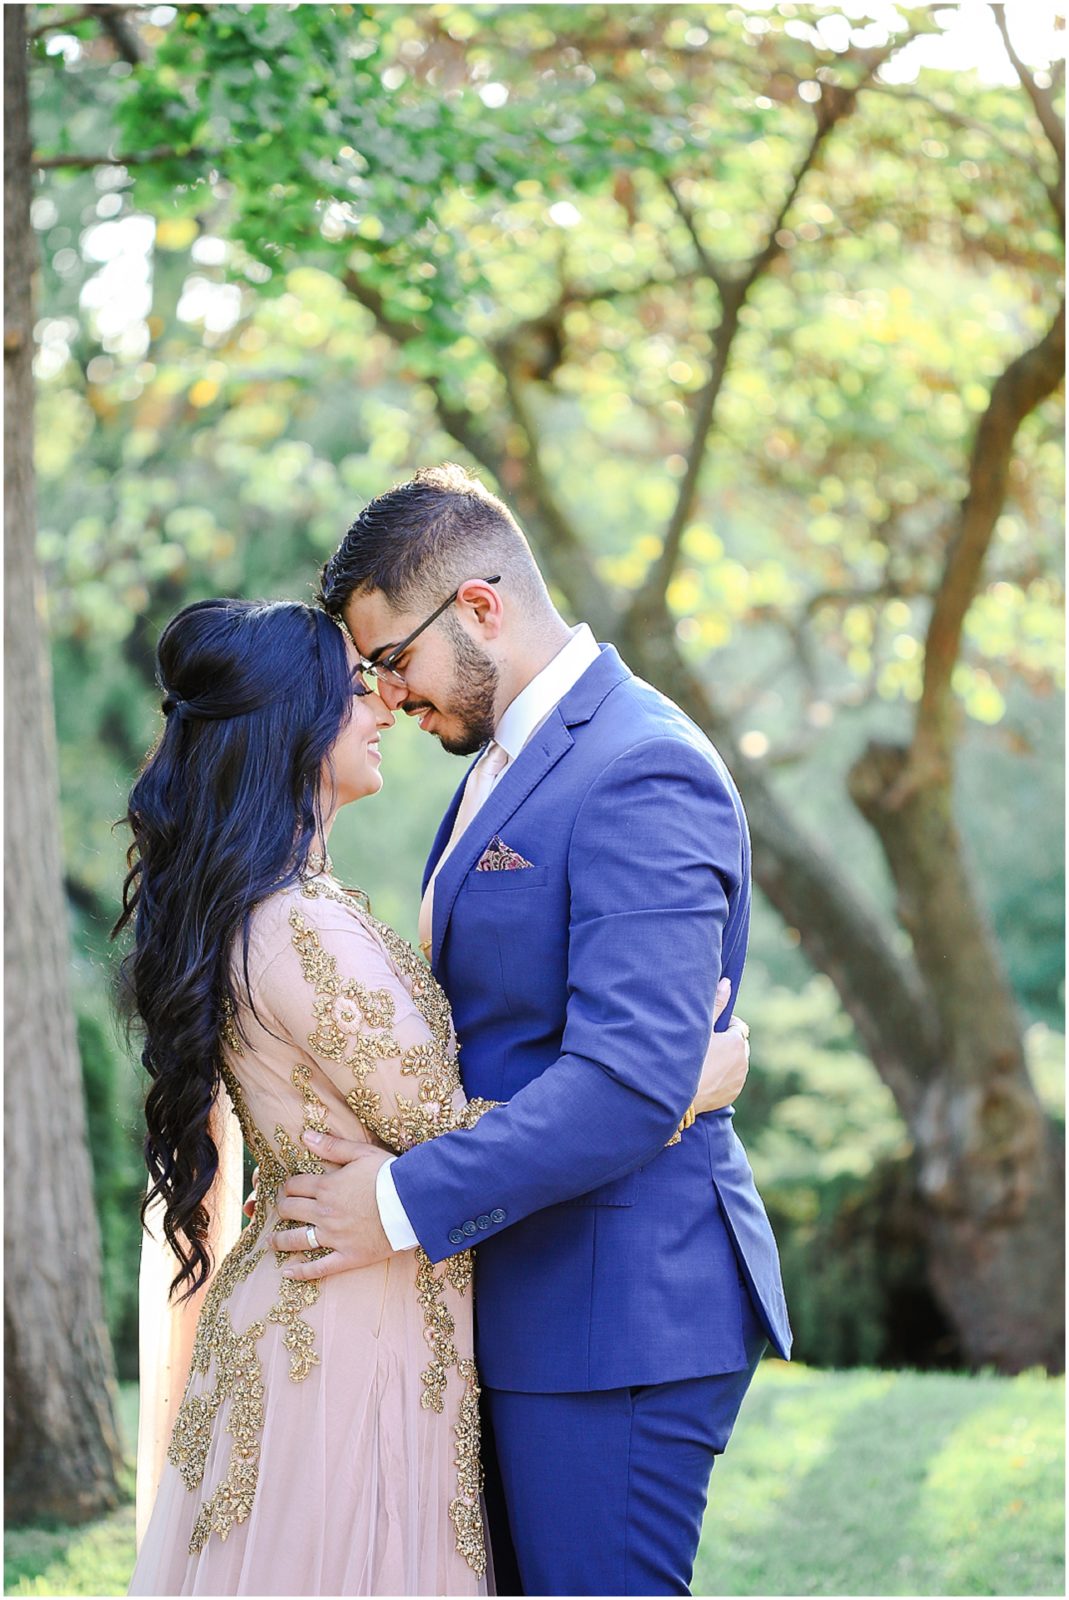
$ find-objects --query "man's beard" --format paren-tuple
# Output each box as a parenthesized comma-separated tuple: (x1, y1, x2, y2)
(405, 621, 499, 757)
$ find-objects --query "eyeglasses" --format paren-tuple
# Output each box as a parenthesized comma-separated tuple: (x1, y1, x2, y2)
(357, 576, 501, 689)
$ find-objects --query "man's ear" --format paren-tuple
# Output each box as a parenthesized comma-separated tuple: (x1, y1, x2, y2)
(456, 578, 504, 639)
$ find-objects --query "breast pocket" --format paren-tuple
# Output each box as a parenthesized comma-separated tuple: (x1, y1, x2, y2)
(465, 866, 549, 892)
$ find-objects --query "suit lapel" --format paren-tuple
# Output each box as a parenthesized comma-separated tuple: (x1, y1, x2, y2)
(427, 645, 633, 968)
(431, 714, 574, 968)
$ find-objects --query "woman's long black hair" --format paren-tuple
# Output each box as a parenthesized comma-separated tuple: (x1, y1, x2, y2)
(112, 598, 358, 1300)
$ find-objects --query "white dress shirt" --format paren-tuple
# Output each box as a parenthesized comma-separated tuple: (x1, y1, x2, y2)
(376, 624, 601, 1250)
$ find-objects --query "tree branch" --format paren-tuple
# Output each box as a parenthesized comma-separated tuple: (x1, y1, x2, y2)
(990, 7, 1065, 228)
(663, 176, 729, 296)
(862, 81, 1036, 168)
(640, 281, 744, 607)
(992, 4, 1066, 182)
(865, 77, 1062, 229)
(29, 6, 118, 40)
(89, 2, 144, 66)
(565, 266, 703, 308)
(639, 46, 900, 614)
(496, 356, 619, 636)
(340, 267, 419, 347)
(340, 268, 619, 636)
(742, 46, 898, 288)
(32, 144, 205, 170)
(800, 576, 929, 619)
(905, 295, 1065, 795)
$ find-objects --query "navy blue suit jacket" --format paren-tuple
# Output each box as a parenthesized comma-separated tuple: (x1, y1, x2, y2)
(392, 645, 791, 1391)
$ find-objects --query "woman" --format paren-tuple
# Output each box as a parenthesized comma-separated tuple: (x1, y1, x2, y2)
(119, 598, 750, 1596)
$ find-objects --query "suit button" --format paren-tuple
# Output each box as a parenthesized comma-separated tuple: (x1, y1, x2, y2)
(476, 1214, 491, 1231)
(448, 1228, 465, 1246)
(462, 1219, 478, 1237)
(490, 1208, 506, 1224)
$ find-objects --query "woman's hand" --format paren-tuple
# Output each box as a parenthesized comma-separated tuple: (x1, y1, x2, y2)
(694, 978, 750, 1114)
(243, 1165, 260, 1220)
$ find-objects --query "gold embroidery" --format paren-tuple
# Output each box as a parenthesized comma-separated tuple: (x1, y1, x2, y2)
(170, 879, 496, 1572)
(292, 1062, 330, 1133)
(182, 1310, 266, 1552)
(449, 1357, 486, 1577)
(445, 1251, 474, 1295)
(220, 995, 243, 1057)
(415, 1246, 459, 1415)
(289, 896, 498, 1155)
(291, 878, 496, 1576)
(169, 1057, 327, 1553)
(267, 1275, 321, 1383)
(412, 1252, 486, 1578)
(269, 1065, 330, 1383)
(167, 1309, 265, 1498)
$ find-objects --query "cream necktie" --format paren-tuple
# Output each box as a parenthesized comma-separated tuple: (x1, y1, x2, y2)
(419, 741, 510, 955)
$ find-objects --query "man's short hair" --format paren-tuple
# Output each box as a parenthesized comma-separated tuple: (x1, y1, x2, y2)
(319, 463, 548, 617)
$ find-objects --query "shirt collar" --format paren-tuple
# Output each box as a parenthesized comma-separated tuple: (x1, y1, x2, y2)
(494, 624, 600, 763)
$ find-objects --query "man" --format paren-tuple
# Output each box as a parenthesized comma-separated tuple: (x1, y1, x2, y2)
(274, 463, 791, 1596)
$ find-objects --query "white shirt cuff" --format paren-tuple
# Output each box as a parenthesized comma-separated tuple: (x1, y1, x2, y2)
(375, 1156, 419, 1252)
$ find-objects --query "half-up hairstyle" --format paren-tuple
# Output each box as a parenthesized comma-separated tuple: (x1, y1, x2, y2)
(113, 598, 357, 1299)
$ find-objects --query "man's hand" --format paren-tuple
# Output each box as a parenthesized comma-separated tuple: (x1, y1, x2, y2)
(271, 1132, 395, 1281)
(694, 978, 750, 1114)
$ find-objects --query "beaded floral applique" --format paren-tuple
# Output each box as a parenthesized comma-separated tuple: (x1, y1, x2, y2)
(167, 1056, 328, 1554)
(167, 880, 494, 1575)
(289, 878, 497, 1576)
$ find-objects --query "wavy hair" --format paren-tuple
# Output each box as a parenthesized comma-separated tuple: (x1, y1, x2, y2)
(113, 598, 356, 1299)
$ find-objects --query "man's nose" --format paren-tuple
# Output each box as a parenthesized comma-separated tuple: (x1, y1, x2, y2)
(375, 677, 407, 712)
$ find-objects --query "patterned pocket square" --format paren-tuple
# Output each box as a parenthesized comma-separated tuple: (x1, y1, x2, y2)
(476, 836, 536, 872)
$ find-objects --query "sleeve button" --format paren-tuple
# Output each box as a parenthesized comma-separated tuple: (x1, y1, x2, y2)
(448, 1228, 465, 1246)
(490, 1208, 506, 1224)
(462, 1219, 478, 1237)
(476, 1214, 491, 1230)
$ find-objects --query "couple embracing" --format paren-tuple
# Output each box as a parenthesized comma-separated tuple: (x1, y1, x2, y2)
(124, 463, 791, 1598)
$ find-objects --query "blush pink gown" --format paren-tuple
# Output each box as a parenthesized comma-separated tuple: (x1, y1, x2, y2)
(130, 872, 495, 1596)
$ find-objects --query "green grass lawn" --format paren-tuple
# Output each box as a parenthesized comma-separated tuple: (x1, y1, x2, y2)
(696, 1363, 1065, 1597)
(5, 1367, 1063, 1596)
(5, 1387, 138, 1599)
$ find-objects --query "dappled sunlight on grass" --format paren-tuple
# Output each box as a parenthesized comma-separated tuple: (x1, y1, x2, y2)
(4, 1372, 1062, 1596)
(694, 1364, 1064, 1597)
(913, 1377, 1064, 1594)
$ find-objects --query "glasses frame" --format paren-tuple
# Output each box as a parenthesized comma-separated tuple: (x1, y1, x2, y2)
(357, 576, 501, 688)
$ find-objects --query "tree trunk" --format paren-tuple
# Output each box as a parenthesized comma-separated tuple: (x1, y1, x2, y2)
(850, 740, 1065, 1371)
(623, 608, 1065, 1373)
(4, 4, 124, 1522)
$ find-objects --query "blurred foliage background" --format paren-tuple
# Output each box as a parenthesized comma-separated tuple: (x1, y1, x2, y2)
(25, 1, 1064, 1380)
